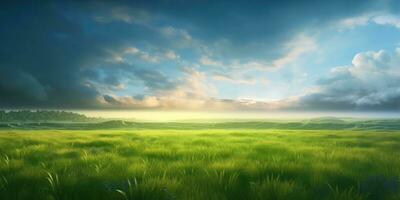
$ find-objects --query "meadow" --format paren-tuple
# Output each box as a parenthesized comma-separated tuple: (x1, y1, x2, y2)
(0, 124, 400, 200)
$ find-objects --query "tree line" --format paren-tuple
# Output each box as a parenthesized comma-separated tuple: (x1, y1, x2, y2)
(0, 110, 93, 122)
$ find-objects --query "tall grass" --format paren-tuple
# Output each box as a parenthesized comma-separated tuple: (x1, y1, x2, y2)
(0, 128, 399, 199)
(46, 171, 61, 200)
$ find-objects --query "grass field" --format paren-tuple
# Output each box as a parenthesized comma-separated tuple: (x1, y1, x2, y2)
(0, 127, 400, 200)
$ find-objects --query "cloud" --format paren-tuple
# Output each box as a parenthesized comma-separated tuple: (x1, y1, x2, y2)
(92, 6, 151, 24)
(199, 56, 222, 66)
(138, 52, 160, 63)
(0, 2, 106, 108)
(153, 0, 384, 63)
(373, 14, 400, 28)
(124, 47, 140, 54)
(100, 68, 216, 109)
(112, 46, 160, 63)
(101, 94, 160, 108)
(0, 69, 48, 104)
(212, 75, 257, 85)
(337, 15, 371, 29)
(130, 66, 177, 91)
(212, 73, 268, 85)
(100, 93, 294, 111)
(0, 2, 184, 109)
(197, 34, 316, 72)
(112, 47, 179, 64)
(271, 34, 317, 68)
(164, 50, 179, 60)
(336, 13, 400, 30)
(297, 48, 400, 111)
(98, 68, 286, 111)
(160, 26, 192, 42)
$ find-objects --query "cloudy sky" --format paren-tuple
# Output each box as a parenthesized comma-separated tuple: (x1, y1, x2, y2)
(1, 0, 400, 111)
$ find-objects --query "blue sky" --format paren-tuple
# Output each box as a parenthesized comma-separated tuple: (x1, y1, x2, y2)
(1, 0, 400, 111)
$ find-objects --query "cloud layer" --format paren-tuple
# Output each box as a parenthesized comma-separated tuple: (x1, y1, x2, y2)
(0, 1, 400, 111)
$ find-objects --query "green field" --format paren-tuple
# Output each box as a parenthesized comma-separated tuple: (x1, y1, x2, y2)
(0, 126, 400, 200)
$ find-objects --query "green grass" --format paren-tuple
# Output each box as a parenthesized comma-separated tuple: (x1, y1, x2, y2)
(0, 128, 400, 199)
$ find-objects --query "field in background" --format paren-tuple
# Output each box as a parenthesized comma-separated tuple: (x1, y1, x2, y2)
(0, 127, 400, 200)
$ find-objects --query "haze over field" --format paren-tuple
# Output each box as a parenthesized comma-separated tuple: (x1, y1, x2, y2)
(75, 110, 400, 122)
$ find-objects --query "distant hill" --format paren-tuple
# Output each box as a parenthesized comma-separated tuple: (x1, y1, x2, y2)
(1, 112, 400, 131)
(1, 119, 400, 131)
(0, 110, 97, 122)
(304, 117, 346, 124)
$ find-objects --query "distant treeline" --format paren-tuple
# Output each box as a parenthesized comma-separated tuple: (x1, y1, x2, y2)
(0, 110, 94, 122)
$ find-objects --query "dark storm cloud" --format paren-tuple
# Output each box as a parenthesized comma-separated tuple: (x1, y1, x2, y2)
(102, 95, 121, 105)
(0, 68, 47, 104)
(0, 2, 105, 108)
(0, 1, 178, 108)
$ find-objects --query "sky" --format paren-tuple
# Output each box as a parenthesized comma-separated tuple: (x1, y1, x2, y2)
(1, 0, 400, 112)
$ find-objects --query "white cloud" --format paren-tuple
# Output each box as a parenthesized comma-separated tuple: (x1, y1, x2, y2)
(164, 50, 179, 60)
(337, 13, 400, 30)
(372, 14, 400, 28)
(160, 26, 192, 41)
(298, 48, 400, 110)
(336, 14, 372, 29)
(93, 7, 150, 24)
(101, 68, 218, 110)
(111, 55, 124, 63)
(350, 50, 392, 80)
(108, 46, 161, 63)
(241, 61, 270, 70)
(138, 52, 160, 63)
(124, 47, 140, 54)
(212, 74, 268, 85)
(271, 34, 317, 68)
(99, 67, 293, 110)
(199, 56, 222, 66)
(159, 25, 211, 54)
(212, 75, 256, 85)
